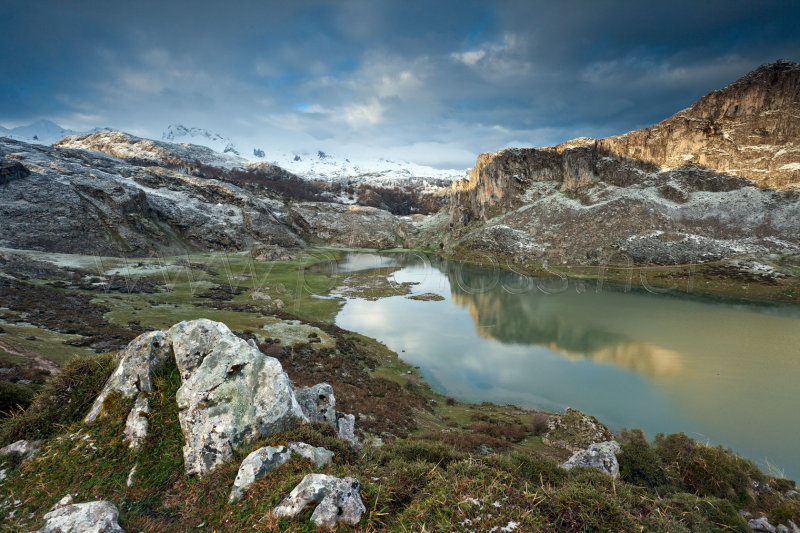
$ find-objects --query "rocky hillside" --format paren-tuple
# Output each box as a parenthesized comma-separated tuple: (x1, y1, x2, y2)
(448, 60, 800, 264)
(0, 134, 302, 257)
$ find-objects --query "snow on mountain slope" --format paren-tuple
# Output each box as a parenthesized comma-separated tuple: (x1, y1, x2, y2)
(0, 120, 79, 145)
(56, 130, 249, 170)
(161, 124, 467, 186)
(162, 124, 241, 156)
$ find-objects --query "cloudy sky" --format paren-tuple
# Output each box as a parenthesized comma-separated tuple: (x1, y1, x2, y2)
(1, 0, 799, 167)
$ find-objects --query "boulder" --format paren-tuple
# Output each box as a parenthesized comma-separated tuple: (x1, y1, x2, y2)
(273, 473, 366, 528)
(35, 499, 125, 533)
(295, 383, 337, 425)
(749, 517, 777, 532)
(85, 330, 172, 423)
(562, 440, 621, 478)
(123, 396, 149, 449)
(543, 408, 613, 452)
(229, 445, 291, 503)
(169, 319, 307, 475)
(0, 439, 40, 460)
(289, 442, 334, 468)
(336, 412, 359, 447)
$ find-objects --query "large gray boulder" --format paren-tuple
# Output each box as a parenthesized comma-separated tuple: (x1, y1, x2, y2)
(35, 499, 124, 533)
(295, 383, 337, 425)
(562, 440, 621, 478)
(229, 445, 291, 503)
(170, 319, 307, 476)
(273, 473, 366, 528)
(85, 330, 172, 423)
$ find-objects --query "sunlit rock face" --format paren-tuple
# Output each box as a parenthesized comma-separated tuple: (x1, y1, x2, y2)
(448, 60, 800, 264)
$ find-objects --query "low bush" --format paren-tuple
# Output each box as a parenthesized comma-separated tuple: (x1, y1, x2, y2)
(618, 428, 669, 489)
(0, 380, 37, 415)
(654, 432, 762, 505)
(0, 352, 114, 445)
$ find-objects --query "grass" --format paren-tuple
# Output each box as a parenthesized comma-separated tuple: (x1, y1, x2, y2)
(2, 342, 798, 532)
(2, 246, 799, 530)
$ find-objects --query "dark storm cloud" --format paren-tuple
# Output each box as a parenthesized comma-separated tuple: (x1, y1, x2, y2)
(1, 0, 798, 166)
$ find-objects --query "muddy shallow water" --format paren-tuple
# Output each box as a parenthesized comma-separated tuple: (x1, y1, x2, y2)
(328, 252, 800, 480)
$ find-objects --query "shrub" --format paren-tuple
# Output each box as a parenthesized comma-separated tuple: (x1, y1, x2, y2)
(659, 493, 748, 532)
(380, 438, 465, 468)
(0, 353, 114, 445)
(0, 380, 36, 416)
(654, 432, 762, 505)
(618, 428, 668, 489)
(495, 450, 567, 486)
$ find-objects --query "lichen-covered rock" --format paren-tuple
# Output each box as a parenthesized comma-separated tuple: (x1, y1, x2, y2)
(123, 396, 150, 449)
(289, 442, 334, 468)
(336, 412, 359, 447)
(749, 517, 777, 532)
(169, 319, 306, 476)
(229, 445, 291, 503)
(35, 499, 125, 533)
(0, 439, 41, 460)
(446, 62, 800, 265)
(295, 383, 337, 425)
(273, 474, 366, 528)
(562, 440, 621, 478)
(85, 330, 172, 423)
(543, 408, 613, 452)
(289, 202, 402, 249)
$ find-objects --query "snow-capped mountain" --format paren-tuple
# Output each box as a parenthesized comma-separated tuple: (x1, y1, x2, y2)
(162, 124, 241, 156)
(161, 124, 467, 185)
(266, 150, 466, 185)
(0, 120, 79, 145)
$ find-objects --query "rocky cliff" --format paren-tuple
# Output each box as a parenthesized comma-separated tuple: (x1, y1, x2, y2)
(448, 60, 800, 264)
(0, 134, 302, 256)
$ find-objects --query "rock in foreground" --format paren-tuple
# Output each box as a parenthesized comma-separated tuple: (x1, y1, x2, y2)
(35, 499, 125, 533)
(542, 407, 613, 452)
(562, 440, 621, 478)
(229, 445, 291, 503)
(170, 319, 306, 476)
(273, 473, 366, 529)
(85, 319, 359, 477)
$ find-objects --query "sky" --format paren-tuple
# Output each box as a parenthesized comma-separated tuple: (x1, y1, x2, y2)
(1, 0, 799, 168)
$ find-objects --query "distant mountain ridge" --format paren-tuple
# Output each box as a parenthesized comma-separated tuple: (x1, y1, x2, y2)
(0, 120, 80, 145)
(160, 124, 466, 185)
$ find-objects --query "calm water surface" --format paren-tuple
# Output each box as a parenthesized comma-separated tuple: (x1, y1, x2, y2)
(327, 252, 800, 480)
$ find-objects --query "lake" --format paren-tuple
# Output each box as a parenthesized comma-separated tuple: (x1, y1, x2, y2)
(325, 252, 800, 480)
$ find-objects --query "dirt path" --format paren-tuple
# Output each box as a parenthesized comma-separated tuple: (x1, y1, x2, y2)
(0, 338, 59, 374)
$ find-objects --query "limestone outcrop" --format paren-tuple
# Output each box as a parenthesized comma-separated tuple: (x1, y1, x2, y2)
(86, 319, 358, 477)
(447, 61, 800, 264)
(228, 445, 291, 503)
(35, 498, 125, 533)
(542, 408, 613, 453)
(273, 473, 366, 528)
(289, 202, 405, 249)
(170, 319, 306, 475)
(562, 440, 621, 478)
(0, 134, 302, 257)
